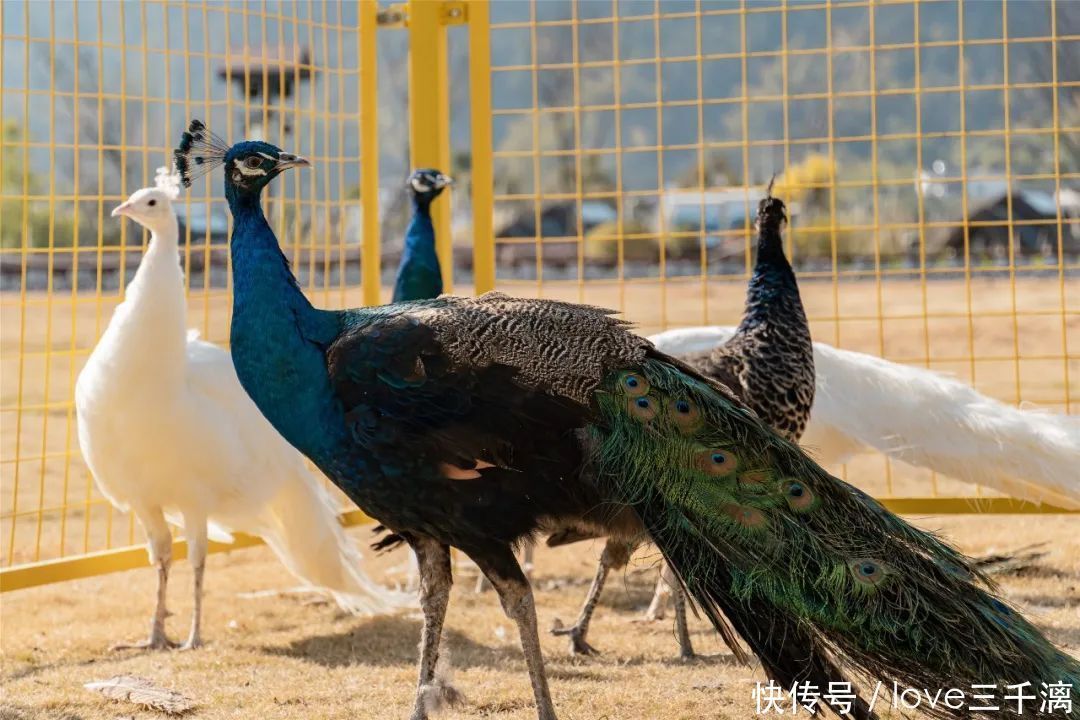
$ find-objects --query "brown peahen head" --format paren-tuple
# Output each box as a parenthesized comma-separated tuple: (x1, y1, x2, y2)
(756, 175, 788, 236)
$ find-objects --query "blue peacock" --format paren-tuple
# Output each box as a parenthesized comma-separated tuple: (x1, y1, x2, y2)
(175, 120, 1080, 720)
(392, 168, 452, 303)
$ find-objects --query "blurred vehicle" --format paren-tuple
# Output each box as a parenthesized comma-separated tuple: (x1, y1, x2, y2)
(658, 188, 761, 261)
(495, 200, 616, 240)
(495, 200, 618, 268)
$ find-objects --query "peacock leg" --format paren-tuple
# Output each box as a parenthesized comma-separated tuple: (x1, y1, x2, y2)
(112, 508, 178, 651)
(408, 535, 460, 720)
(476, 543, 533, 592)
(520, 542, 535, 579)
(551, 538, 630, 656)
(470, 546, 557, 720)
(474, 571, 490, 593)
(641, 564, 672, 622)
(180, 517, 207, 651)
(670, 579, 695, 660)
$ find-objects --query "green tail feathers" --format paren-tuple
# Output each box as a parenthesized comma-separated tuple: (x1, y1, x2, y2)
(590, 357, 1080, 719)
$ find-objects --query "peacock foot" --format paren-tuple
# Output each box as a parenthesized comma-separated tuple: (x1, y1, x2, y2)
(633, 606, 666, 623)
(550, 619, 599, 656)
(179, 636, 203, 651)
(415, 678, 464, 718)
(110, 632, 179, 652)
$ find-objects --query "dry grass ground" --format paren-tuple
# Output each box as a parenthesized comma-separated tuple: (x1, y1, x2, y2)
(2, 515, 1079, 720)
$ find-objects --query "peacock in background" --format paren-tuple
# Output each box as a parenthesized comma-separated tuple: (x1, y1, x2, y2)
(650, 330, 1080, 510)
(392, 168, 452, 303)
(176, 121, 1080, 720)
(387, 167, 534, 594)
(75, 167, 411, 651)
(551, 185, 815, 660)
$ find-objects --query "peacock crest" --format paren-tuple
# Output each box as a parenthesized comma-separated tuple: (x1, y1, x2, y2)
(174, 119, 230, 187)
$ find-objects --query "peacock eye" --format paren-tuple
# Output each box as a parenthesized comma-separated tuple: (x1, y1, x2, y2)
(244, 156, 263, 169)
(147, 199, 156, 207)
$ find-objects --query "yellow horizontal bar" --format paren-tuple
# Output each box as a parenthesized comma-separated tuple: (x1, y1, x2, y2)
(4, 499, 1075, 594)
(0, 510, 371, 593)
(878, 497, 1078, 515)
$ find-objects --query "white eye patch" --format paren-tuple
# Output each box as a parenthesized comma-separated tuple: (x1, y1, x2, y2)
(234, 157, 268, 177)
(411, 176, 432, 192)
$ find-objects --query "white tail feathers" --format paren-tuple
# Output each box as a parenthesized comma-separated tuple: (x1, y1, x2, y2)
(251, 463, 416, 615)
(650, 326, 1080, 509)
(803, 342, 1080, 509)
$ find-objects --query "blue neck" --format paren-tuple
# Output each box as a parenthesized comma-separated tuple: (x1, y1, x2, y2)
(227, 186, 312, 310)
(226, 183, 349, 464)
(393, 199, 443, 302)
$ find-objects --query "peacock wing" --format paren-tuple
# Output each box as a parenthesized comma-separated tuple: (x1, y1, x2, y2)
(324, 299, 597, 543)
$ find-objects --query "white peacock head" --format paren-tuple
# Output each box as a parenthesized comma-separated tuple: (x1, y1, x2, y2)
(111, 166, 179, 234)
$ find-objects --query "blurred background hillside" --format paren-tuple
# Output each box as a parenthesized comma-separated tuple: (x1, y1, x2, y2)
(1, 0, 1077, 290)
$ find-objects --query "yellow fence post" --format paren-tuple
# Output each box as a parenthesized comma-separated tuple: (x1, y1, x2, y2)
(469, 1, 495, 295)
(408, 0, 454, 293)
(360, 0, 382, 307)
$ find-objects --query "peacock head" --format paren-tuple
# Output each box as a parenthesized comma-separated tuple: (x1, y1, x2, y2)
(755, 175, 788, 235)
(111, 166, 181, 237)
(173, 119, 309, 198)
(406, 168, 453, 208)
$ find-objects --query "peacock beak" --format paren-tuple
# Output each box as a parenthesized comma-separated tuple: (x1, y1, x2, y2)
(276, 153, 311, 171)
(111, 201, 133, 218)
(438, 174, 455, 188)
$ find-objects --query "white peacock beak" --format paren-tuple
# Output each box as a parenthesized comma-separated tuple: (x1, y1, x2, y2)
(111, 201, 133, 218)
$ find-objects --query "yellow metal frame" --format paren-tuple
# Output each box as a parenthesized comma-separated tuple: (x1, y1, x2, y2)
(1, 511, 371, 593)
(469, 0, 495, 295)
(408, 0, 455, 293)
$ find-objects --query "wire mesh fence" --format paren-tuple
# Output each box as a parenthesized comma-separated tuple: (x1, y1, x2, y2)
(1, 0, 1077, 582)
(471, 0, 1078, 499)
(0, 0, 381, 569)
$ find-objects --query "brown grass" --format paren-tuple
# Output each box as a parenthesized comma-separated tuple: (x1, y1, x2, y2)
(2, 516, 1079, 719)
